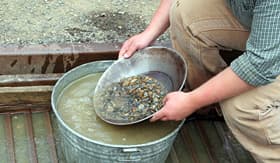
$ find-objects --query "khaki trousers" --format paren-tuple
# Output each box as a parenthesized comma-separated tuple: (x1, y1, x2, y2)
(169, 0, 280, 162)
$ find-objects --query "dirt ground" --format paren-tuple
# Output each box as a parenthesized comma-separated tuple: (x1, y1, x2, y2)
(0, 0, 170, 46)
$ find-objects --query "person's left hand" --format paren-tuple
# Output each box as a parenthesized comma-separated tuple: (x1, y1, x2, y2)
(150, 91, 198, 122)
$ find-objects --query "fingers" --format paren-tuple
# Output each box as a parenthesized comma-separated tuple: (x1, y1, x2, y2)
(119, 41, 131, 58)
(150, 110, 165, 122)
(125, 45, 138, 58)
(162, 94, 168, 104)
(119, 39, 138, 59)
(161, 117, 169, 121)
(150, 94, 170, 122)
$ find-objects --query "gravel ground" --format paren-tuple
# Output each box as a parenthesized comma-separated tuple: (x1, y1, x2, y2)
(0, 0, 170, 46)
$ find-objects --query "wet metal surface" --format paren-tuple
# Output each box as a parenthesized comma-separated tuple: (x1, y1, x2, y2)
(166, 120, 255, 163)
(4, 114, 16, 163)
(0, 110, 255, 163)
(25, 112, 38, 163)
(0, 109, 58, 163)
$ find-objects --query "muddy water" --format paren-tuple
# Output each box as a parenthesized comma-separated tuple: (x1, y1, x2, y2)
(57, 73, 180, 145)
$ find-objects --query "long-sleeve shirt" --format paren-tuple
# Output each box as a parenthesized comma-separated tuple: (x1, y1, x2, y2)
(226, 0, 280, 86)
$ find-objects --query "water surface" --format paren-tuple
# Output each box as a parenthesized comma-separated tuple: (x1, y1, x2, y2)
(57, 73, 180, 145)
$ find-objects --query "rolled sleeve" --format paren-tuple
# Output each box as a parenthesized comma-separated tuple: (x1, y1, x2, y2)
(231, 52, 275, 86)
(230, 0, 280, 86)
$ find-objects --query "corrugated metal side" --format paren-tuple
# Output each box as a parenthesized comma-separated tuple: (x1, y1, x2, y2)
(0, 115, 9, 163)
(0, 110, 58, 163)
(0, 110, 255, 163)
(166, 120, 255, 163)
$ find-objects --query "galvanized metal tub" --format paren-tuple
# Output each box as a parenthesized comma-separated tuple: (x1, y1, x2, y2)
(51, 60, 185, 163)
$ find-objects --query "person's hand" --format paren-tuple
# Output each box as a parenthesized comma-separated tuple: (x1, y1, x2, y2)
(118, 32, 154, 58)
(150, 91, 199, 122)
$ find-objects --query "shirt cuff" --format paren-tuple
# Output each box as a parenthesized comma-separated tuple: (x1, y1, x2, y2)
(230, 54, 272, 86)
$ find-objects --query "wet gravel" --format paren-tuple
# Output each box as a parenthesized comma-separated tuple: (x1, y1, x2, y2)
(0, 0, 170, 46)
(95, 75, 167, 124)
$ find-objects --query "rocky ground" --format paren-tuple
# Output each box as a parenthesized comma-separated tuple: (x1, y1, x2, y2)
(0, 0, 170, 46)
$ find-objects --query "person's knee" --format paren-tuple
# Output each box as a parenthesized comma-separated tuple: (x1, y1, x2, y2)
(221, 97, 280, 145)
(220, 97, 260, 137)
(221, 98, 280, 162)
(220, 98, 242, 128)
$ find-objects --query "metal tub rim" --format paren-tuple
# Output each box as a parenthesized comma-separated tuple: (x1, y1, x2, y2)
(51, 60, 185, 148)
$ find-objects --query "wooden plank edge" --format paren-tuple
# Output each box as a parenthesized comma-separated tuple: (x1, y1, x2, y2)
(0, 73, 62, 87)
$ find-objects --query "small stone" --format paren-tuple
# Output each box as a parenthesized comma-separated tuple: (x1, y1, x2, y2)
(100, 12, 106, 17)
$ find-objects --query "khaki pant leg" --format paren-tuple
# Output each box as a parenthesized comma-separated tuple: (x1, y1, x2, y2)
(169, 0, 249, 89)
(169, 1, 280, 162)
(221, 76, 280, 163)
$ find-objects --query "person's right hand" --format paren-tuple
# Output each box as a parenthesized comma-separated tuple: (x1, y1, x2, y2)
(150, 91, 199, 122)
(118, 32, 154, 59)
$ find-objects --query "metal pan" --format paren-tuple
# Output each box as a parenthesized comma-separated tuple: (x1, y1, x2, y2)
(93, 46, 187, 125)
